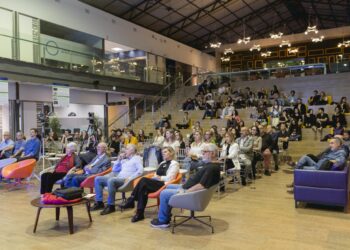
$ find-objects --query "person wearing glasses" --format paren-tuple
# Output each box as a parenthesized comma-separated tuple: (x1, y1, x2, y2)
(150, 143, 220, 228)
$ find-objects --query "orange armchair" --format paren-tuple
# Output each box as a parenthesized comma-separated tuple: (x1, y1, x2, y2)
(147, 173, 183, 209)
(2, 159, 36, 184)
(133, 172, 155, 187)
(80, 167, 112, 193)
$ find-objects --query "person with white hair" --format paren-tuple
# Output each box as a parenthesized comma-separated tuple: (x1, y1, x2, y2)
(150, 143, 221, 228)
(64, 142, 110, 188)
(91, 144, 143, 215)
(40, 142, 81, 194)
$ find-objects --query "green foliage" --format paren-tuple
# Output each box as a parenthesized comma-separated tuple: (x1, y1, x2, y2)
(49, 117, 61, 135)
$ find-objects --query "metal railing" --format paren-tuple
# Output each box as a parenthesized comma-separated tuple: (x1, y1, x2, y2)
(0, 33, 168, 84)
(108, 74, 193, 130)
(195, 63, 328, 85)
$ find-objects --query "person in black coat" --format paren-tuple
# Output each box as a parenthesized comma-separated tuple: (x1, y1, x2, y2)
(259, 125, 273, 176)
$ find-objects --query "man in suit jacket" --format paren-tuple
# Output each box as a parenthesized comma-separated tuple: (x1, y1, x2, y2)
(235, 127, 253, 185)
(64, 142, 111, 187)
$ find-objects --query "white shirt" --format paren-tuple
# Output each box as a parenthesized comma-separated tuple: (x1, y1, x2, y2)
(163, 140, 180, 150)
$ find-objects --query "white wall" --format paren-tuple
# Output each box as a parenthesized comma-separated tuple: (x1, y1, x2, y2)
(0, 8, 13, 59)
(0, 0, 216, 72)
(22, 101, 37, 138)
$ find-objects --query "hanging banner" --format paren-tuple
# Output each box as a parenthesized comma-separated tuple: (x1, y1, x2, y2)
(52, 83, 70, 107)
(0, 78, 9, 104)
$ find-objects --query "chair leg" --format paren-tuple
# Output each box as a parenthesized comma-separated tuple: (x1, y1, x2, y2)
(171, 212, 214, 234)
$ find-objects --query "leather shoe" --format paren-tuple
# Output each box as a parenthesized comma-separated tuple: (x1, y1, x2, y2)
(91, 201, 104, 211)
(100, 205, 116, 215)
(131, 213, 145, 223)
(120, 197, 135, 210)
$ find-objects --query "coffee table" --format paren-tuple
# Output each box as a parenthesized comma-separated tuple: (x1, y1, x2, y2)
(31, 197, 92, 234)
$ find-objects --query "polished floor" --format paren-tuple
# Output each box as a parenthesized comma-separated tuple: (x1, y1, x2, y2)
(1, 165, 349, 250)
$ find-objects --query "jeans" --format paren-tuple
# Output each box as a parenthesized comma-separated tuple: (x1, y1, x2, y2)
(95, 172, 125, 205)
(64, 174, 89, 187)
(158, 184, 182, 223)
(296, 155, 318, 170)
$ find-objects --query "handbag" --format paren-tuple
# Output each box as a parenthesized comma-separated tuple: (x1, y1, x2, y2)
(53, 187, 84, 200)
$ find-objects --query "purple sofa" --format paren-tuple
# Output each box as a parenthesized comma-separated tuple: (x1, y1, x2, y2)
(294, 166, 349, 212)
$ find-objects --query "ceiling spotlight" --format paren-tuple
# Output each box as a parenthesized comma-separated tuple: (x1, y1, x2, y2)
(237, 37, 251, 44)
(249, 44, 261, 51)
(261, 51, 272, 57)
(311, 36, 324, 43)
(209, 42, 222, 48)
(305, 25, 318, 35)
(288, 47, 299, 54)
(338, 40, 350, 48)
(279, 40, 291, 47)
(269, 32, 283, 39)
(220, 57, 230, 62)
(224, 48, 234, 55)
(112, 47, 123, 51)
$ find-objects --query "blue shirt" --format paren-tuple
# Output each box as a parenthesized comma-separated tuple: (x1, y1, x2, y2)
(13, 139, 26, 155)
(23, 137, 41, 158)
(113, 155, 143, 180)
(0, 139, 14, 152)
(0, 139, 14, 158)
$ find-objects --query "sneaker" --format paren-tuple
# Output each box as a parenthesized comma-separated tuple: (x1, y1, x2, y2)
(150, 218, 170, 228)
(100, 205, 116, 215)
(286, 188, 294, 194)
(91, 201, 105, 211)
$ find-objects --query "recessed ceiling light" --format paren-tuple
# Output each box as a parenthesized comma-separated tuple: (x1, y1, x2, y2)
(112, 47, 123, 51)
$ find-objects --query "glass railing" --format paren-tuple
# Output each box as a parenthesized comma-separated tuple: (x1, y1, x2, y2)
(194, 63, 328, 85)
(0, 33, 168, 84)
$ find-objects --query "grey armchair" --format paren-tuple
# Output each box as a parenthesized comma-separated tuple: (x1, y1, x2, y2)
(115, 176, 140, 211)
(168, 185, 218, 233)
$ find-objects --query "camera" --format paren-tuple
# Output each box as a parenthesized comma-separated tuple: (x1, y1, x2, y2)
(88, 112, 95, 125)
(37, 112, 49, 127)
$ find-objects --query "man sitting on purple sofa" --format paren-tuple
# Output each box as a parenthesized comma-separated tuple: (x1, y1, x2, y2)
(287, 137, 348, 193)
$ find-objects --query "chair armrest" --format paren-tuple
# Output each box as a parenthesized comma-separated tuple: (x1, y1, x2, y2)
(133, 172, 155, 186)
(39, 166, 55, 177)
(118, 175, 143, 192)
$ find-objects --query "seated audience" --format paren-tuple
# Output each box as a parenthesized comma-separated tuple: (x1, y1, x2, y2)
(64, 142, 110, 187)
(314, 108, 329, 139)
(174, 131, 186, 149)
(0, 131, 14, 159)
(318, 91, 329, 105)
(291, 138, 347, 171)
(182, 98, 195, 111)
(331, 106, 347, 128)
(150, 143, 220, 228)
(9, 132, 26, 159)
(236, 127, 253, 184)
(152, 128, 165, 147)
(287, 90, 297, 106)
(221, 102, 235, 119)
(183, 131, 205, 173)
(176, 112, 191, 129)
(321, 122, 344, 142)
(121, 147, 179, 222)
(91, 144, 143, 215)
(339, 96, 350, 113)
(40, 142, 81, 194)
(259, 125, 273, 176)
(308, 90, 321, 105)
(15, 128, 40, 161)
(137, 129, 146, 143)
(294, 98, 307, 116)
(251, 126, 262, 179)
(108, 134, 120, 157)
(124, 130, 138, 145)
(303, 109, 316, 128)
(162, 129, 180, 151)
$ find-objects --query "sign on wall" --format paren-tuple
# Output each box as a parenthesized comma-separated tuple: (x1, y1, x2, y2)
(0, 78, 9, 104)
(52, 83, 69, 107)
